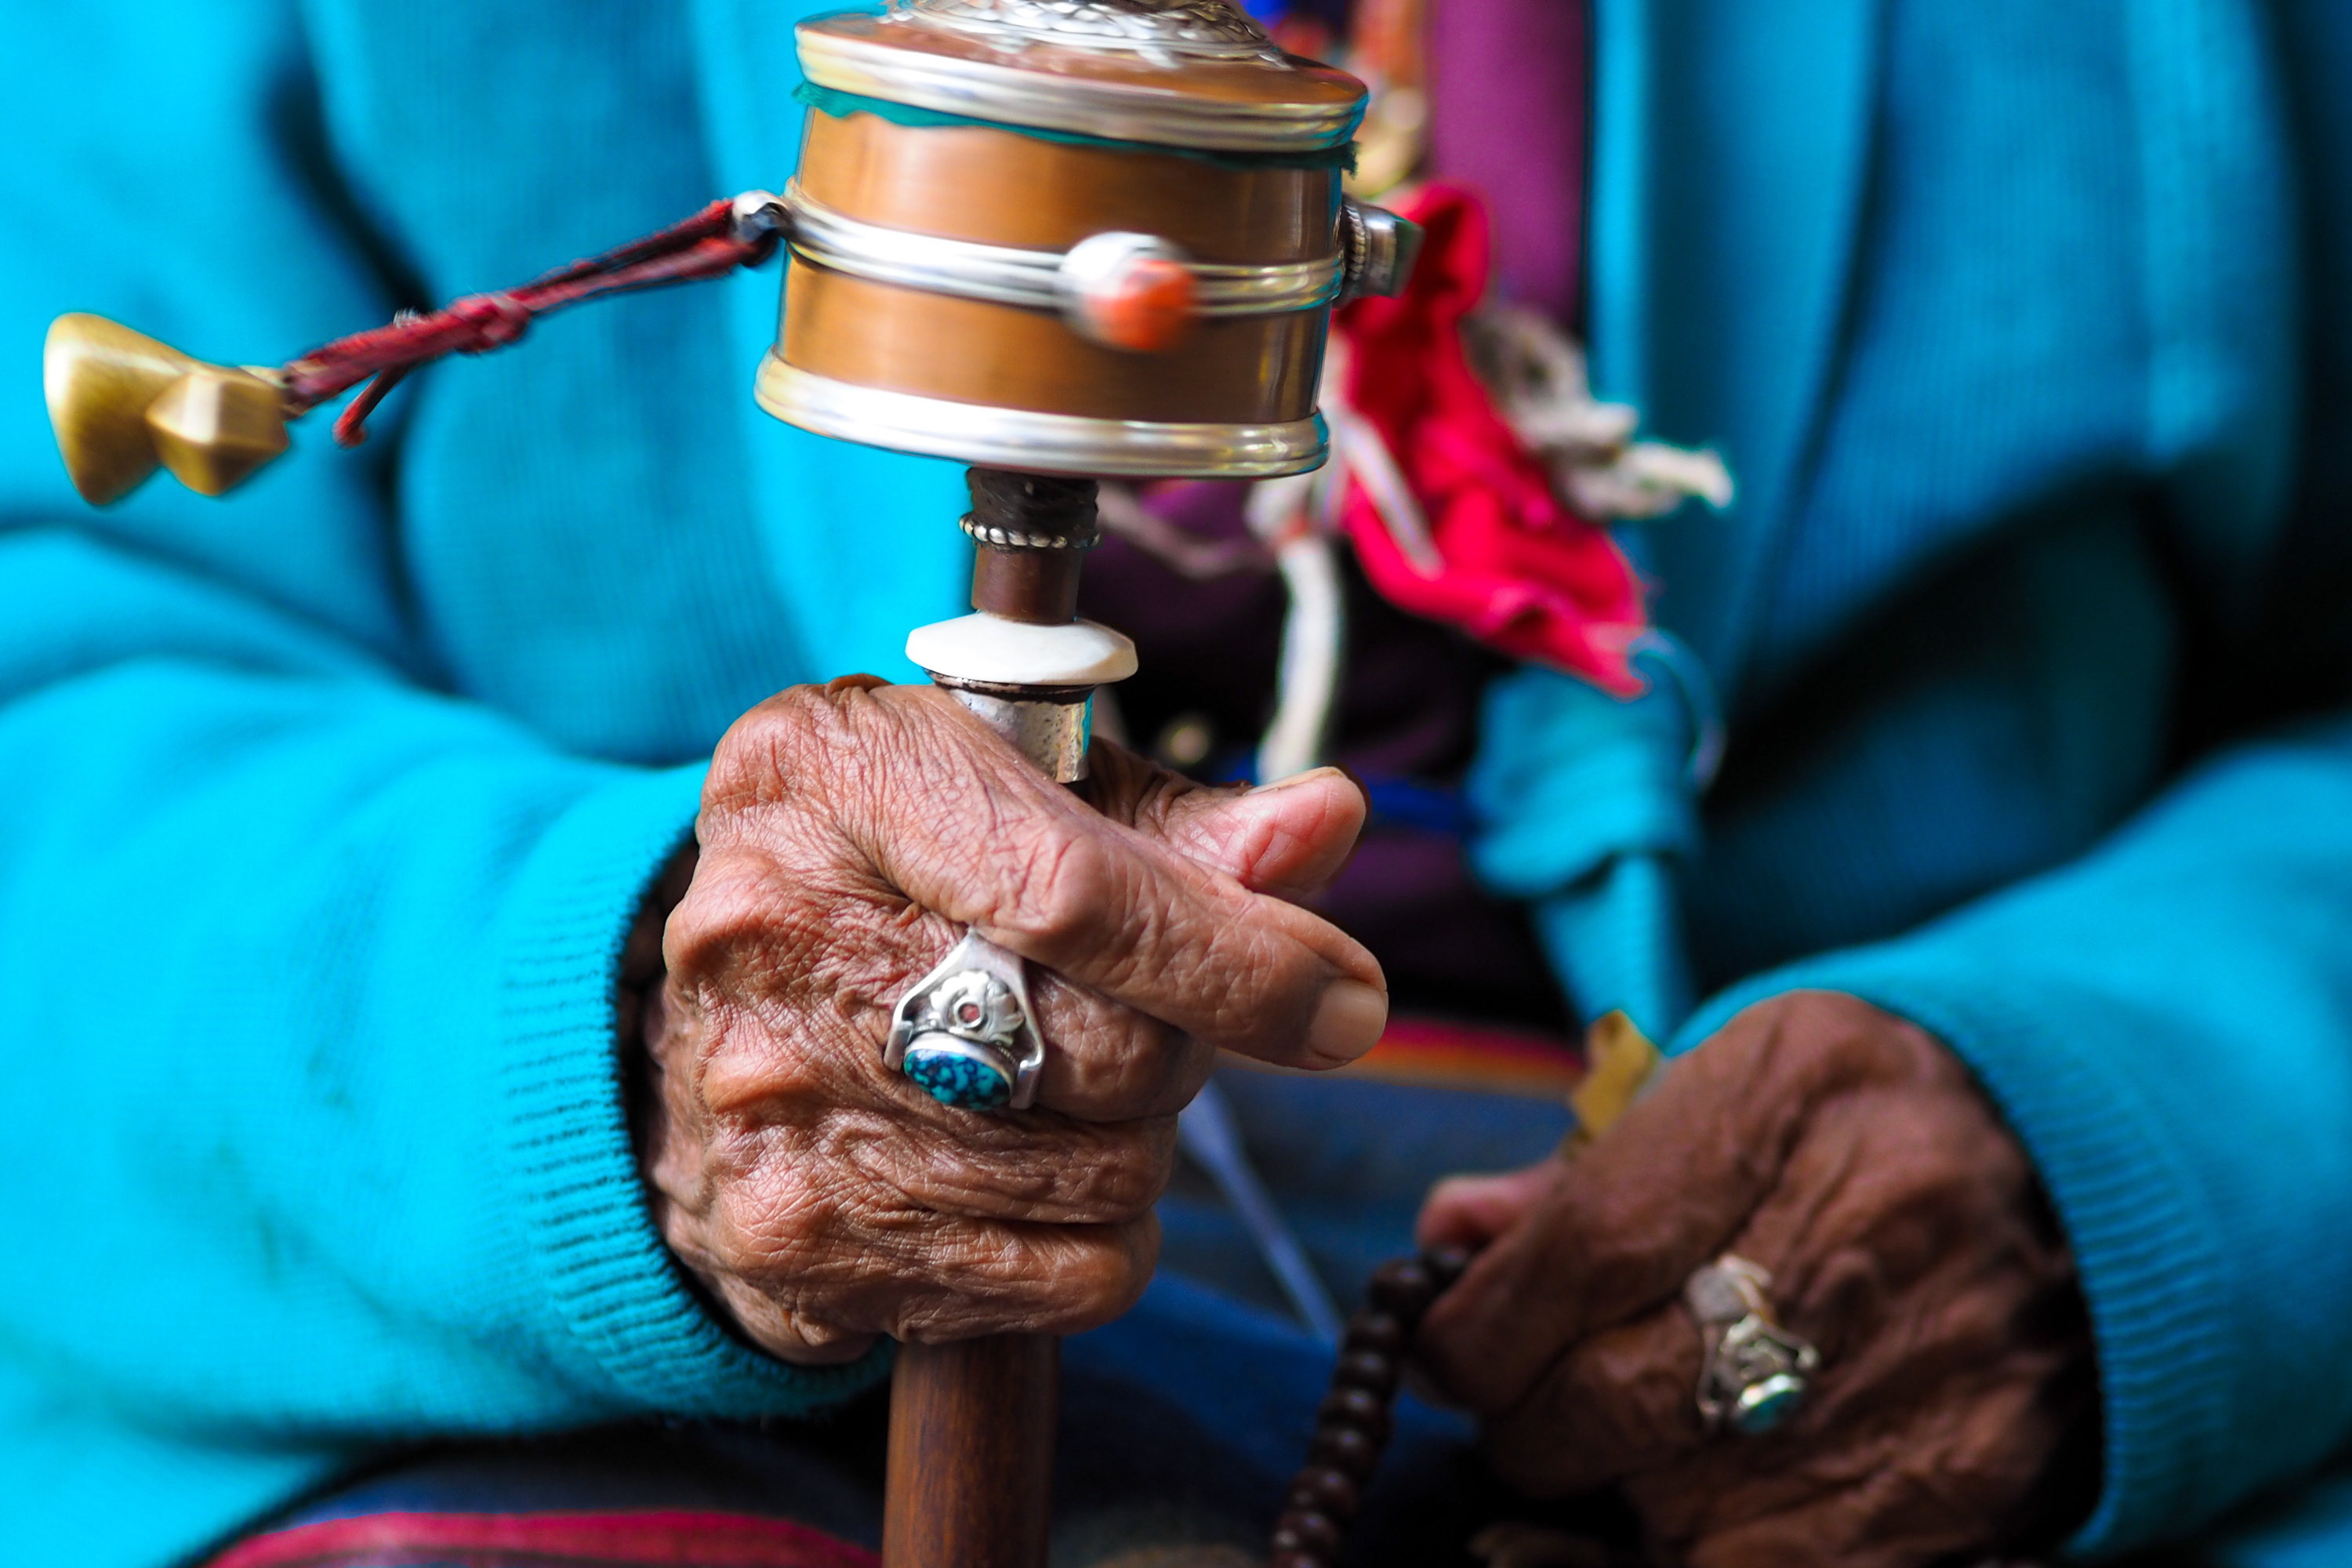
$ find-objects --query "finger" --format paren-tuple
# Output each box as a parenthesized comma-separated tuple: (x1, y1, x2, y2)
(1477, 1163, 2014, 1501)
(1020, 967, 1218, 1118)
(849, 1108, 1181, 1229)
(707, 1204, 1163, 1352)
(665, 1085, 1169, 1336)
(890, 1210, 1163, 1341)
(1418, 993, 1925, 1413)
(1077, 739, 1368, 900)
(956, 818, 1387, 1069)
(1480, 1301, 1705, 1497)
(682, 836, 1208, 1123)
(648, 1021, 1174, 1357)
(1145, 766, 1370, 902)
(1464, 1115, 1854, 1497)
(1467, 1042, 2020, 1493)
(1732, 1065, 2043, 1359)
(693, 1008, 1182, 1225)
(1417, 1163, 1562, 1252)
(829, 687, 1388, 1069)
(840, 887, 1214, 1122)
(918, 732, 1352, 1109)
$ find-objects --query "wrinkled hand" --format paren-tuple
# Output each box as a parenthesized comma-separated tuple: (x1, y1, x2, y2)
(1417, 993, 2095, 1567)
(631, 677, 1385, 1367)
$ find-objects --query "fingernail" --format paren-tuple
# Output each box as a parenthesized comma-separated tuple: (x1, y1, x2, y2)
(1308, 978, 1388, 1063)
(1252, 764, 1350, 793)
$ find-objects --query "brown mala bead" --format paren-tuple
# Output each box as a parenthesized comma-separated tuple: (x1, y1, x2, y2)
(1331, 1348, 1399, 1398)
(1307, 1423, 1383, 1479)
(1263, 1249, 1466, 1567)
(1270, 1509, 1345, 1558)
(1367, 1257, 1438, 1318)
(1422, 1244, 1472, 1288)
(1340, 1312, 1406, 1357)
(1316, 1386, 1392, 1442)
(1287, 1465, 1361, 1523)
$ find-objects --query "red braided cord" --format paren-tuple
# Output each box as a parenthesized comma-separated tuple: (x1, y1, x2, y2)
(285, 198, 773, 447)
(328, 363, 412, 448)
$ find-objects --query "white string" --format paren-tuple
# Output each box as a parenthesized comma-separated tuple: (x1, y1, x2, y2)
(1465, 304, 1733, 521)
(1323, 400, 1443, 575)
(1178, 1080, 1345, 1344)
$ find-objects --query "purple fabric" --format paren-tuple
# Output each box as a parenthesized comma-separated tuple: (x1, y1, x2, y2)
(1425, 0, 1590, 325)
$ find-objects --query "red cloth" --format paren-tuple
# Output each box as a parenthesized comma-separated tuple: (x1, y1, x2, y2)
(205, 1509, 873, 1568)
(1334, 182, 1649, 696)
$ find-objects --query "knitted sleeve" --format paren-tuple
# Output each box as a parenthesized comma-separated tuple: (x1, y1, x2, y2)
(0, 9, 880, 1567)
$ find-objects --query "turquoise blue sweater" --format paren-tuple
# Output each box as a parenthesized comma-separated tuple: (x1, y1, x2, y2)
(5, 1, 2352, 1563)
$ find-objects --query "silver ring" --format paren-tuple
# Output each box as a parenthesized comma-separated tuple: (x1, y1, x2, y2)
(1684, 1254, 1820, 1436)
(887, 929, 1047, 1111)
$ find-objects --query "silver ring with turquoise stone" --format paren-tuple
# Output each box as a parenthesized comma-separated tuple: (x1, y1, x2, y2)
(1686, 1254, 1821, 1436)
(885, 929, 1047, 1112)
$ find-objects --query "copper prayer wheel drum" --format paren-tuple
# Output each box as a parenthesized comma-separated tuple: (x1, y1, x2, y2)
(757, 0, 1372, 477)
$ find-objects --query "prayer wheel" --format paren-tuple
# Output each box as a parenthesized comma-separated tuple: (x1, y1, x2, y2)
(764, 0, 1403, 477)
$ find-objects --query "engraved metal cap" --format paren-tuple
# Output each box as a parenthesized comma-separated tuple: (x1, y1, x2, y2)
(796, 0, 1367, 153)
(909, 0, 1283, 61)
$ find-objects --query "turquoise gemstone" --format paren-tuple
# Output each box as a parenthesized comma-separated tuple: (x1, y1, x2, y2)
(1731, 1374, 1807, 1435)
(903, 1045, 1013, 1111)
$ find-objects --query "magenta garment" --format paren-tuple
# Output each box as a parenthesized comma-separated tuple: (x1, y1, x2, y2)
(1426, 0, 1589, 324)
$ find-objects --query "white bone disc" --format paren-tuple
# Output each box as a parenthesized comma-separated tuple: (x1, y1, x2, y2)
(906, 612, 1139, 687)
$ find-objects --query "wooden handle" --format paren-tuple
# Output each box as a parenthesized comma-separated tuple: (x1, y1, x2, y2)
(883, 1334, 1059, 1568)
(880, 472, 1119, 1567)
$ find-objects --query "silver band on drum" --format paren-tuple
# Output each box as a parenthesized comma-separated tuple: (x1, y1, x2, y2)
(755, 355, 1330, 477)
(785, 186, 1342, 318)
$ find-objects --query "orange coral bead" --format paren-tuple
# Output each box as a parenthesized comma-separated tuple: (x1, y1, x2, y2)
(1079, 256, 1197, 353)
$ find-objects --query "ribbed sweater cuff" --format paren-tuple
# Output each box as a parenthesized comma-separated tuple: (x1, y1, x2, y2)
(492, 762, 891, 1417)
(1682, 960, 2231, 1557)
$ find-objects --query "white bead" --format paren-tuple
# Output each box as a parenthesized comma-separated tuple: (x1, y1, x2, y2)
(906, 612, 1138, 687)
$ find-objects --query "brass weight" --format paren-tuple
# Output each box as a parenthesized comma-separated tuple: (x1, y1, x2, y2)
(45, 314, 289, 504)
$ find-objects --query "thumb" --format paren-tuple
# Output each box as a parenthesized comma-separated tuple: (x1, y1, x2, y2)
(1157, 766, 1370, 902)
